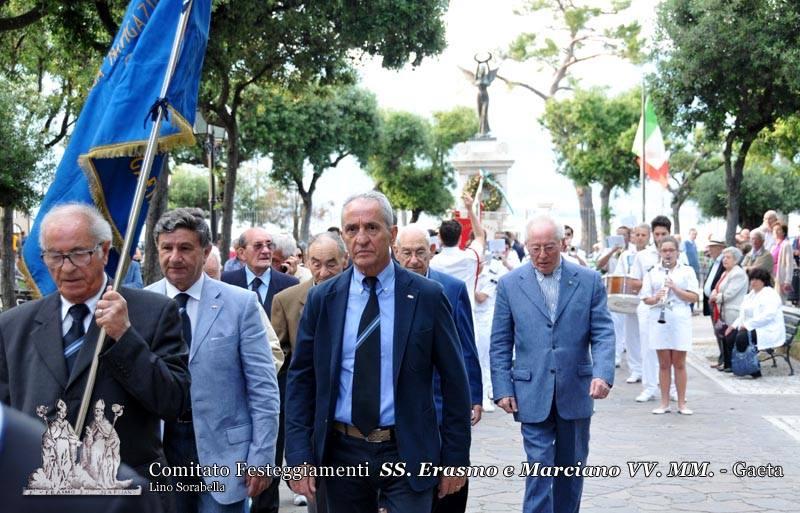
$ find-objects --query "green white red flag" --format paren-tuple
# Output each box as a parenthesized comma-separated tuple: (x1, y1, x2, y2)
(632, 96, 669, 188)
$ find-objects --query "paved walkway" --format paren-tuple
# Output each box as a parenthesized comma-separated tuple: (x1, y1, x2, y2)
(280, 316, 800, 512)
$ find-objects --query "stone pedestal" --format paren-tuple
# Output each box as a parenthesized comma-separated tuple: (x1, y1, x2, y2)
(450, 138, 515, 236)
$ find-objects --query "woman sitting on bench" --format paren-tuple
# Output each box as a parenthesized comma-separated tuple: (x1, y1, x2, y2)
(724, 268, 786, 377)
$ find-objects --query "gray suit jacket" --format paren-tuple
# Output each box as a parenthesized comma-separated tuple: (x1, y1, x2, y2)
(146, 276, 279, 504)
(490, 260, 615, 423)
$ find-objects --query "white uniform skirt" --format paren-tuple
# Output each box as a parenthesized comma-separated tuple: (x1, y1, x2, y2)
(647, 302, 693, 351)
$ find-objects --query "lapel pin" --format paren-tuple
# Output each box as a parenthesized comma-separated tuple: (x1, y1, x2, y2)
(211, 305, 219, 309)
(407, 294, 414, 299)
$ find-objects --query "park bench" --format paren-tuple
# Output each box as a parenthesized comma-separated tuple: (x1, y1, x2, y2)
(759, 305, 799, 376)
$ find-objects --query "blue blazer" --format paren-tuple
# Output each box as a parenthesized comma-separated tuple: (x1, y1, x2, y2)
(221, 266, 299, 319)
(428, 268, 483, 416)
(285, 263, 471, 492)
(146, 276, 279, 505)
(490, 260, 615, 424)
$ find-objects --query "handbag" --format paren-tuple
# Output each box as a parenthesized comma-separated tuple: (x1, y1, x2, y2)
(731, 331, 760, 376)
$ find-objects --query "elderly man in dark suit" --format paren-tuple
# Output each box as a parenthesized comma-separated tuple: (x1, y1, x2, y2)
(221, 227, 299, 320)
(394, 223, 483, 513)
(0, 203, 190, 512)
(286, 191, 471, 513)
(271, 231, 348, 511)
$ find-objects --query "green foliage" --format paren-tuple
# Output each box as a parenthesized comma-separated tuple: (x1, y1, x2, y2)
(653, 0, 800, 138)
(653, 0, 800, 242)
(243, 85, 379, 184)
(367, 107, 477, 221)
(506, 0, 642, 89)
(541, 87, 640, 189)
(0, 82, 52, 212)
(167, 165, 209, 211)
(691, 164, 800, 229)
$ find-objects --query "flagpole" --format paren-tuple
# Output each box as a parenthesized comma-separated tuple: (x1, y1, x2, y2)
(641, 78, 646, 223)
(74, 0, 196, 436)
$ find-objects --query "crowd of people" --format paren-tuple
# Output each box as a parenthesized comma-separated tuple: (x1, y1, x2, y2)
(0, 196, 798, 513)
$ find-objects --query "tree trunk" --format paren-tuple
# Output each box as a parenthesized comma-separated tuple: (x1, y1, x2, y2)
(671, 200, 681, 235)
(299, 193, 313, 244)
(599, 183, 612, 245)
(576, 185, 597, 253)
(410, 210, 421, 223)
(220, 124, 239, 267)
(723, 133, 754, 246)
(1, 207, 15, 310)
(142, 160, 170, 285)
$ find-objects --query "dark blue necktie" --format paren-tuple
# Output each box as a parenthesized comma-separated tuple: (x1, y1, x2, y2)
(352, 277, 381, 435)
(251, 277, 265, 310)
(63, 304, 90, 374)
(174, 293, 192, 346)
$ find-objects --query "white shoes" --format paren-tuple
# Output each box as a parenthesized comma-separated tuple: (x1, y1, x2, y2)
(293, 494, 308, 506)
(677, 408, 694, 415)
(625, 374, 642, 384)
(635, 391, 655, 402)
(652, 406, 671, 414)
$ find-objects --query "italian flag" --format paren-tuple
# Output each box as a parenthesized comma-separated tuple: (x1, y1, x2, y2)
(632, 96, 669, 188)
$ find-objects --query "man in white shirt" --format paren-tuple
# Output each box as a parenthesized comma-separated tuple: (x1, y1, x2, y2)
(430, 194, 486, 306)
(758, 210, 779, 251)
(608, 226, 645, 383)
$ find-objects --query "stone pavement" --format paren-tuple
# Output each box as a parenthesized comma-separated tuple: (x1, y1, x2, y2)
(279, 316, 800, 512)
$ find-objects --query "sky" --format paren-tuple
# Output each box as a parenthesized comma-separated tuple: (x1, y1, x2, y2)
(296, 0, 734, 245)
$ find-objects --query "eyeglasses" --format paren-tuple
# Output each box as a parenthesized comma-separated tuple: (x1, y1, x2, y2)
(248, 241, 275, 252)
(527, 244, 559, 255)
(41, 244, 102, 268)
(398, 248, 429, 260)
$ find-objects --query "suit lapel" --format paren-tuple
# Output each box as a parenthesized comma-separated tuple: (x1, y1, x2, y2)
(326, 269, 350, 415)
(192, 278, 223, 361)
(32, 294, 69, 389)
(554, 263, 580, 322)
(518, 265, 550, 320)
(393, 265, 418, 387)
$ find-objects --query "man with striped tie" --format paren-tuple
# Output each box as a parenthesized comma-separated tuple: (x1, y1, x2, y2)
(0, 202, 190, 512)
(285, 191, 472, 513)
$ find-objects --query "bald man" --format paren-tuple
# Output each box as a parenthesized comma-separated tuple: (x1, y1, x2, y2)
(395, 224, 482, 513)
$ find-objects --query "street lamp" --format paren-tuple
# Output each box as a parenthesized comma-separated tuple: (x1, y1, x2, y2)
(193, 111, 227, 241)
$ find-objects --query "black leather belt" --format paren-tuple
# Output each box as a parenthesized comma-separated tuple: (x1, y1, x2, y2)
(332, 422, 394, 443)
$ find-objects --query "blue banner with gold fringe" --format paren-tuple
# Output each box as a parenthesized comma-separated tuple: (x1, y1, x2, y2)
(21, 0, 210, 297)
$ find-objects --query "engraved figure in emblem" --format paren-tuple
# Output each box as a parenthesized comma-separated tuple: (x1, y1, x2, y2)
(81, 400, 127, 488)
(38, 400, 80, 489)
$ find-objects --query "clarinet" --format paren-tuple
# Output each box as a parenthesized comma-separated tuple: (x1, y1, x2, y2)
(657, 267, 671, 324)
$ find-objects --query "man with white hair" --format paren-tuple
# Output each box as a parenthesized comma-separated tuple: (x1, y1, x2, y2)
(203, 245, 222, 280)
(491, 215, 615, 513)
(759, 210, 779, 250)
(0, 202, 190, 512)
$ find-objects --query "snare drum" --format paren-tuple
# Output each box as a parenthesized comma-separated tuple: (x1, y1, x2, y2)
(604, 275, 640, 314)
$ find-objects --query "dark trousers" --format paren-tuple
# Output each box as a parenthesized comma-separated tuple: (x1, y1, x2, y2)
(431, 479, 468, 513)
(325, 431, 433, 513)
(164, 421, 202, 513)
(251, 371, 286, 513)
(723, 329, 761, 377)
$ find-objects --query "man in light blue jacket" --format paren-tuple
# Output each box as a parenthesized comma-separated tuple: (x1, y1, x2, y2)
(491, 216, 615, 513)
(147, 208, 279, 513)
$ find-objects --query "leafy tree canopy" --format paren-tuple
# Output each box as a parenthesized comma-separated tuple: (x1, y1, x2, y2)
(368, 107, 477, 222)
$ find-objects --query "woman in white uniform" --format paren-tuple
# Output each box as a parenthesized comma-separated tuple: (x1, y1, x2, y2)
(641, 236, 700, 415)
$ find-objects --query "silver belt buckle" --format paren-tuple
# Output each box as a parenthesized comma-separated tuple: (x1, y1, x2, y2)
(365, 429, 386, 443)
